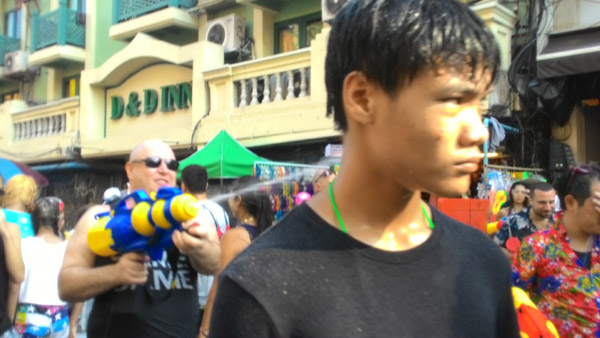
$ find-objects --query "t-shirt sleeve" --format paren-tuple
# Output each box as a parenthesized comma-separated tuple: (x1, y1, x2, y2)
(209, 275, 278, 338)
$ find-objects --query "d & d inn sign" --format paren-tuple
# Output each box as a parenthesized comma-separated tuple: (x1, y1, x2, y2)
(111, 82, 192, 120)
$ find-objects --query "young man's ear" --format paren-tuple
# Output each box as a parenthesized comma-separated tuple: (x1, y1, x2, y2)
(564, 195, 579, 212)
(342, 71, 375, 125)
(181, 182, 188, 194)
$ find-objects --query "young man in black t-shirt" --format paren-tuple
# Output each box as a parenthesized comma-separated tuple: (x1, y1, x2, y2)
(209, 0, 520, 337)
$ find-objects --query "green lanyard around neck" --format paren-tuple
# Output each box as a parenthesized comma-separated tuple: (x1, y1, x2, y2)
(328, 180, 434, 234)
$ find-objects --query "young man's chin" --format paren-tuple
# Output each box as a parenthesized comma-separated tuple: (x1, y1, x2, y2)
(429, 180, 471, 198)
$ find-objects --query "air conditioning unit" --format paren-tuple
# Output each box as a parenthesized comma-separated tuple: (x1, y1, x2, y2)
(322, 0, 349, 22)
(206, 14, 245, 53)
(3, 51, 29, 76)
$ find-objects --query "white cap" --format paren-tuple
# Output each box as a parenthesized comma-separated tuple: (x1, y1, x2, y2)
(103, 187, 121, 204)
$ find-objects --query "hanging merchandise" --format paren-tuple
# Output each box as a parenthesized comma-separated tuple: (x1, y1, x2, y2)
(479, 165, 546, 200)
(253, 161, 330, 222)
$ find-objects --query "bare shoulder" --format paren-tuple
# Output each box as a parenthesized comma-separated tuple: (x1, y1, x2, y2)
(63, 204, 109, 266)
(221, 227, 251, 248)
(7, 221, 22, 239)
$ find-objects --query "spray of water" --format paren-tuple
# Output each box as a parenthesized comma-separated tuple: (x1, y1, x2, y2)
(206, 158, 338, 204)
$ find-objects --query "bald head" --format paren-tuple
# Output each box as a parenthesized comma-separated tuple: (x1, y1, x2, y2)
(125, 139, 178, 193)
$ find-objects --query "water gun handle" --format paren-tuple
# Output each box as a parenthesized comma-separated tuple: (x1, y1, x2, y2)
(512, 287, 559, 338)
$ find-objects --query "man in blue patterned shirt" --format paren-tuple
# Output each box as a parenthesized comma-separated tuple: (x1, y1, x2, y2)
(494, 182, 556, 253)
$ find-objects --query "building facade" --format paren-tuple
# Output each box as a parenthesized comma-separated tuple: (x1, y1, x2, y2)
(542, 0, 600, 166)
(0, 0, 517, 221)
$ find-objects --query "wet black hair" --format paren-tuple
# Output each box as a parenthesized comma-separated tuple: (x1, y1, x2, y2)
(230, 176, 273, 237)
(325, 0, 500, 131)
(181, 165, 209, 194)
(556, 166, 600, 208)
(32, 197, 63, 236)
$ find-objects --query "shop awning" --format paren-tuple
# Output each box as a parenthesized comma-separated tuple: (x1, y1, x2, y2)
(31, 162, 90, 172)
(537, 28, 600, 78)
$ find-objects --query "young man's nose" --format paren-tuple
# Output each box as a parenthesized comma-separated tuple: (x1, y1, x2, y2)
(459, 107, 488, 146)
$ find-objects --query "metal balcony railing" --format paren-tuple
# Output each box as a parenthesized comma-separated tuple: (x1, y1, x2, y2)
(31, 0, 85, 52)
(0, 35, 21, 66)
(113, 0, 198, 24)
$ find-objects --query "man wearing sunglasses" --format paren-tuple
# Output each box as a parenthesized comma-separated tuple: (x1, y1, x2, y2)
(312, 168, 337, 194)
(513, 166, 600, 337)
(59, 139, 220, 338)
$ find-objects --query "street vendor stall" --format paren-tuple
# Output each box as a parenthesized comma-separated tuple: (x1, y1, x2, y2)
(178, 129, 269, 179)
(253, 161, 334, 221)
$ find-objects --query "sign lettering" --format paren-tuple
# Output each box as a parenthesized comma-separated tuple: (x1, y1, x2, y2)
(110, 81, 192, 120)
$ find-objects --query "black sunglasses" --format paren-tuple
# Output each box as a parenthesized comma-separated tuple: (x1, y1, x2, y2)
(313, 169, 332, 183)
(131, 156, 179, 171)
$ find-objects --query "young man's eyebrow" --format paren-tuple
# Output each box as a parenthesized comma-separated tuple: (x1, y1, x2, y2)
(435, 85, 480, 96)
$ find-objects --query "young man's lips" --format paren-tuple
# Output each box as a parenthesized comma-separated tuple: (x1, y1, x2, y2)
(455, 162, 479, 173)
(455, 157, 481, 173)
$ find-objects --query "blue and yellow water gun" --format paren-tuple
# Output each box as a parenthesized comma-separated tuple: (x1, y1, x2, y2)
(87, 187, 199, 260)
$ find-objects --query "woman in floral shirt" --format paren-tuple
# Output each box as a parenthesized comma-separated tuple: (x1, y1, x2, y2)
(513, 165, 600, 338)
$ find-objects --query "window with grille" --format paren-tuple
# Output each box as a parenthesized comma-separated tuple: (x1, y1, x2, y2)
(4, 9, 22, 39)
(274, 13, 323, 54)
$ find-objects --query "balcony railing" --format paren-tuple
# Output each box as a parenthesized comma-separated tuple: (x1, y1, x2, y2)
(11, 98, 79, 142)
(204, 48, 312, 114)
(113, 0, 198, 24)
(236, 67, 310, 107)
(0, 36, 21, 66)
(31, 0, 85, 52)
(14, 114, 67, 140)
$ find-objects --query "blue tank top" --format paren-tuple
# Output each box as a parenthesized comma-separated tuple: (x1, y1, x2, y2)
(239, 224, 257, 240)
(3, 209, 34, 238)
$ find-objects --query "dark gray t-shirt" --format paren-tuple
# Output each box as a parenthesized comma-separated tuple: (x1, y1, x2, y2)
(210, 204, 519, 338)
(87, 249, 199, 338)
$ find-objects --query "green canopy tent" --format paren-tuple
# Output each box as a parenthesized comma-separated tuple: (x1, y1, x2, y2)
(178, 130, 269, 179)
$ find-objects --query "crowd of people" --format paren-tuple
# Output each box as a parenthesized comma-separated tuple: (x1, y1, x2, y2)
(1, 0, 600, 337)
(0, 147, 274, 338)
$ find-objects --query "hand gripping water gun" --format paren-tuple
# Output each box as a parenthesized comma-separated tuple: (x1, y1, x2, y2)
(87, 187, 199, 260)
(512, 287, 559, 338)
